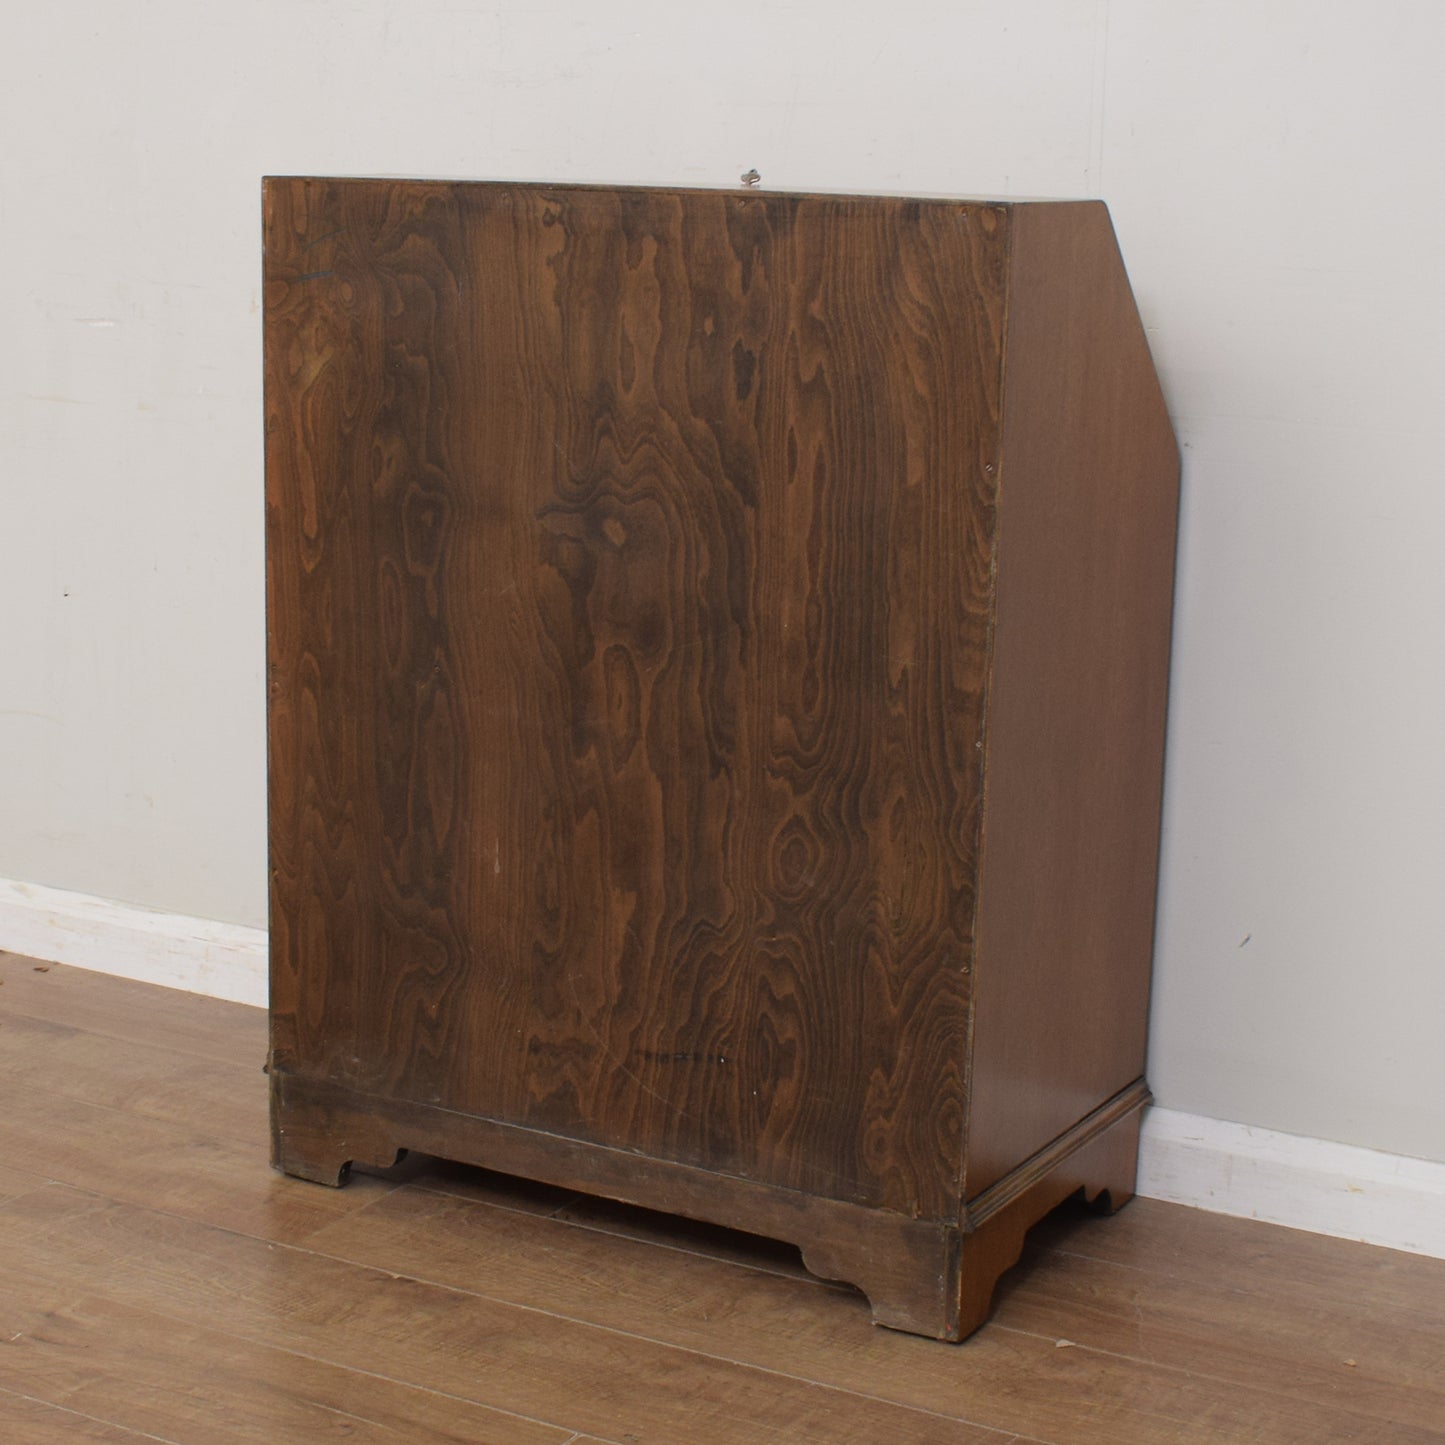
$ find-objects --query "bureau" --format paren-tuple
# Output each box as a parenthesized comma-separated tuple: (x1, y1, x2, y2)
(264, 177, 1178, 1340)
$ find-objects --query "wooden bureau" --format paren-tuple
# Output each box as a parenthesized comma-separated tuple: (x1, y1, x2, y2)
(264, 177, 1178, 1339)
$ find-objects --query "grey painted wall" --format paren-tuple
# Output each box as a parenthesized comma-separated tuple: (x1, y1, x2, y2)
(2, 1, 1440, 1164)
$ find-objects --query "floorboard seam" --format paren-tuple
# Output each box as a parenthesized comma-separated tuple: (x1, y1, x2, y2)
(7, 1178, 1073, 1441)
(0, 1382, 188, 1445)
(284, 1229, 1022, 1438)
(406, 1178, 851, 1291)
(986, 1321, 1436, 1433)
(8, 1275, 592, 1443)
(0, 1005, 262, 1072)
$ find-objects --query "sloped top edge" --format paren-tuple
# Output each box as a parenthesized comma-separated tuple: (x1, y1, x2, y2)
(260, 174, 1108, 211)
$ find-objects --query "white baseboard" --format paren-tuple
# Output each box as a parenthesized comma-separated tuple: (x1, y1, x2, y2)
(1138, 1106, 1445, 1260)
(0, 877, 267, 1008)
(3, 875, 1441, 1260)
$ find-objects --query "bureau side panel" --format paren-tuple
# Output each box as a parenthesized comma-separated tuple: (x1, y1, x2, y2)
(266, 180, 1006, 1218)
(965, 202, 1180, 1198)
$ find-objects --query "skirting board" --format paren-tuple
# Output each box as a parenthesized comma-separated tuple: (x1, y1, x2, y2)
(1138, 1107, 1445, 1260)
(2, 875, 1442, 1261)
(0, 877, 267, 1008)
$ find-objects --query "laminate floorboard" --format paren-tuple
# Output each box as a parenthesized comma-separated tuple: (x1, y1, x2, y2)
(0, 1162, 48, 1205)
(0, 1185, 1005, 1445)
(0, 952, 265, 1068)
(0, 1078, 396, 1247)
(0, 1265, 571, 1445)
(0, 1388, 182, 1444)
(2, 954, 1442, 1444)
(0, 1008, 261, 1146)
(301, 1185, 1441, 1443)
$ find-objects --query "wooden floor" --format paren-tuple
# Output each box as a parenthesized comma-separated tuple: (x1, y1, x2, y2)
(0, 954, 1441, 1445)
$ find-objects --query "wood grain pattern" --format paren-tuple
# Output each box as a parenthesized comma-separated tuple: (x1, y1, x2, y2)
(0, 1186, 1005, 1445)
(0, 948, 267, 1068)
(0, 1073, 392, 1248)
(270, 1066, 963, 1332)
(995, 1237, 1445, 1434)
(266, 179, 1007, 1220)
(0, 1390, 167, 1444)
(305, 1173, 1444, 1445)
(0, 1160, 46, 1208)
(0, 1272, 572, 1445)
(264, 179, 1178, 1337)
(8, 960, 1445, 1443)
(0, 1007, 262, 1145)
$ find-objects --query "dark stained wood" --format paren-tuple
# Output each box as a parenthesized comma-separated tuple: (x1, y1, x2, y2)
(264, 178, 1178, 1337)
(965, 202, 1180, 1197)
(265, 177, 1003, 1217)
(549, 1191, 822, 1282)
(271, 1067, 963, 1334)
(955, 1083, 1142, 1338)
(6, 960, 1445, 1443)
